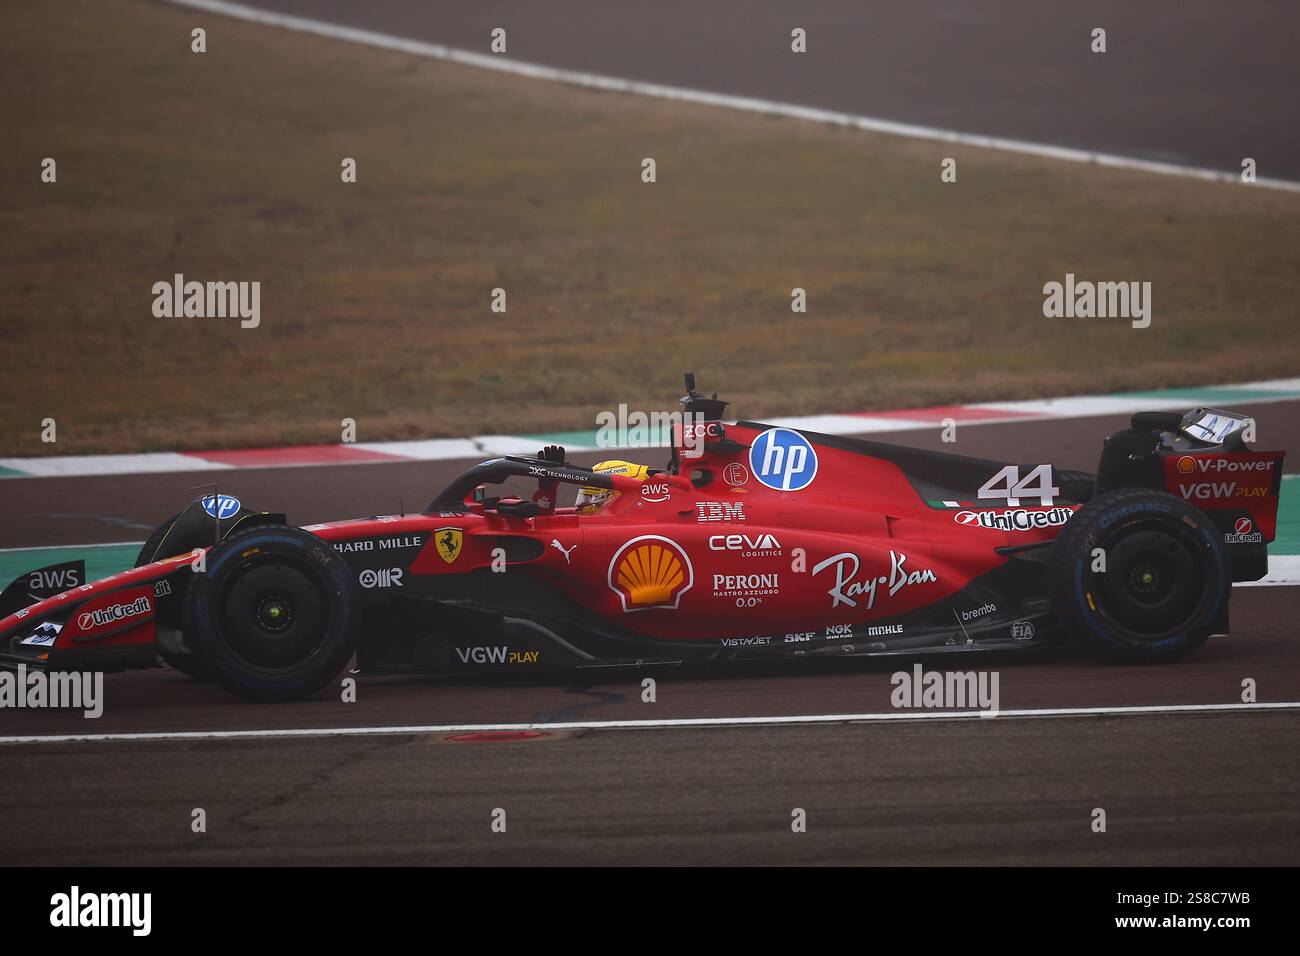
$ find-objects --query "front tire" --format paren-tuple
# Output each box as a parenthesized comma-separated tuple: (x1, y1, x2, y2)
(1047, 488, 1229, 662)
(184, 527, 359, 701)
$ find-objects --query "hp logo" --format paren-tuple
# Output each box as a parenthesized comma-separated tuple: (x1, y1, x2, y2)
(201, 494, 242, 520)
(749, 428, 818, 492)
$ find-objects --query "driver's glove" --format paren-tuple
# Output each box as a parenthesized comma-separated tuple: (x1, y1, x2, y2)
(532, 445, 566, 510)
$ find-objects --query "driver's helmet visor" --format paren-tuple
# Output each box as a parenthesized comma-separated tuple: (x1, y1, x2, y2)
(574, 460, 649, 511)
(574, 487, 613, 510)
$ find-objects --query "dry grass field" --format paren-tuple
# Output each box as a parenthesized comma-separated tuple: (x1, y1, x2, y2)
(1, 0, 1297, 455)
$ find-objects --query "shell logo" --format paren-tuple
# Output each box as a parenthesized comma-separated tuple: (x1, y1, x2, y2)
(607, 535, 694, 612)
(1177, 456, 1198, 474)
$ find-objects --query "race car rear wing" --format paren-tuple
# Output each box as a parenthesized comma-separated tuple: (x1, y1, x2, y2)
(1099, 407, 1285, 581)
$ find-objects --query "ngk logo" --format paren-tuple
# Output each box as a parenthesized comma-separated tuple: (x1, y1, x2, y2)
(76, 595, 150, 631)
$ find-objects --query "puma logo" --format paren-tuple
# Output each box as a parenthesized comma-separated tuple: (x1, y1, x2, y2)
(550, 539, 577, 564)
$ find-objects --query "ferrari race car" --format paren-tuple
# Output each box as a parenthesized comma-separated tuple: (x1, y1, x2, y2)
(0, 375, 1286, 701)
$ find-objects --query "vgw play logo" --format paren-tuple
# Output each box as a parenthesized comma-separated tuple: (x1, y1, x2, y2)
(749, 428, 818, 492)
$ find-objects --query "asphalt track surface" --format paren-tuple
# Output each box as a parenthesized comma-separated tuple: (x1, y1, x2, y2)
(232, 0, 1300, 180)
(2, 407, 1298, 865)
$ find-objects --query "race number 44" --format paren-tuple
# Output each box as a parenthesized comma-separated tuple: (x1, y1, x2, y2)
(979, 465, 1059, 506)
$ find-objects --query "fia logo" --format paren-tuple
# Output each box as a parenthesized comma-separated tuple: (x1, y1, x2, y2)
(749, 428, 818, 492)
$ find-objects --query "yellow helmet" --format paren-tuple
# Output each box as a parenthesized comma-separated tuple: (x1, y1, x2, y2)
(576, 460, 649, 511)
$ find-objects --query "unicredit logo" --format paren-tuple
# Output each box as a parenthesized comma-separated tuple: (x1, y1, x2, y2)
(954, 508, 1073, 532)
(1235, 517, 1253, 534)
(76, 596, 150, 631)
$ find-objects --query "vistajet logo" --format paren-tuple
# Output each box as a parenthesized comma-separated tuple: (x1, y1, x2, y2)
(50, 886, 150, 936)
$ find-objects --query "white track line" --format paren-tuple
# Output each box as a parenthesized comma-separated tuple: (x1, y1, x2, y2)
(0, 540, 143, 553)
(4, 701, 1297, 745)
(162, 0, 1300, 193)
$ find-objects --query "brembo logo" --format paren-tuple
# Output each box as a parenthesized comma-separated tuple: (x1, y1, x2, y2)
(954, 507, 1073, 532)
(961, 603, 996, 623)
(76, 596, 150, 632)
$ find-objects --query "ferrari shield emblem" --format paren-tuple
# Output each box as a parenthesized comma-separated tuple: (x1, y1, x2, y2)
(435, 527, 463, 564)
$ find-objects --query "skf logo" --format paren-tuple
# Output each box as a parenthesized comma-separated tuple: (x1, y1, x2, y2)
(435, 527, 463, 564)
(358, 568, 403, 589)
(1177, 456, 1197, 474)
(607, 535, 694, 612)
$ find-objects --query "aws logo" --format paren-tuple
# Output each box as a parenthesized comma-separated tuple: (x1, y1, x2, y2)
(607, 535, 694, 612)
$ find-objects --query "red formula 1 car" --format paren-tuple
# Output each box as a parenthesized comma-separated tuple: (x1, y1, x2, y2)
(0, 376, 1286, 701)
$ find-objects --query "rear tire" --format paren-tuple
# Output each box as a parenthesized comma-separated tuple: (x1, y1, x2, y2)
(184, 527, 359, 701)
(1055, 469, 1097, 504)
(1047, 488, 1229, 662)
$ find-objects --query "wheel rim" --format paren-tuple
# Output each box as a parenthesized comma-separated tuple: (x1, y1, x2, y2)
(1091, 522, 1206, 641)
(218, 558, 332, 670)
